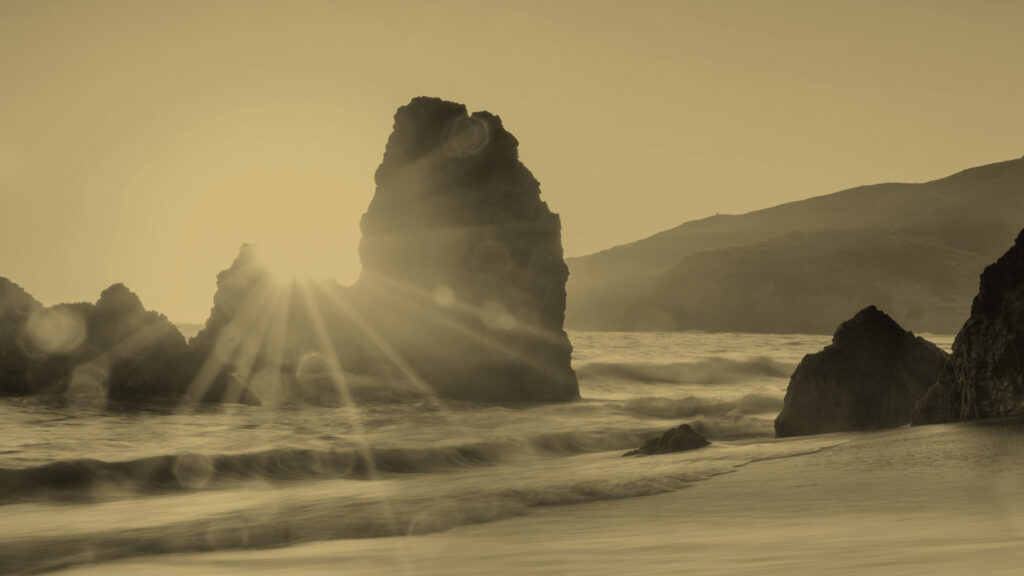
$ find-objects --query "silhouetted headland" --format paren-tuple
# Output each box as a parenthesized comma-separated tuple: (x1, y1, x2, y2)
(774, 305, 948, 438)
(568, 156, 1024, 334)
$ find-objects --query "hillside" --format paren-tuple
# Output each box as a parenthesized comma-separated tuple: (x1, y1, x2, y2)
(566, 155, 1024, 334)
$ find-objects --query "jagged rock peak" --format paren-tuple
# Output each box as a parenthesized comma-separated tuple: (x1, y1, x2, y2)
(0, 277, 41, 319)
(95, 283, 145, 314)
(373, 96, 521, 185)
(832, 305, 907, 347)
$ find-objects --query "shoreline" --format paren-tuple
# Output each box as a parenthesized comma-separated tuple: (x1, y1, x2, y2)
(59, 418, 1024, 575)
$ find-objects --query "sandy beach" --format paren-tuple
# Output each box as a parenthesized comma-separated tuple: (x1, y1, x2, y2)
(57, 417, 1024, 576)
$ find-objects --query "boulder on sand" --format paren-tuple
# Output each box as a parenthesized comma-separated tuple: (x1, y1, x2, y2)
(775, 305, 948, 437)
(623, 423, 709, 456)
(351, 96, 579, 402)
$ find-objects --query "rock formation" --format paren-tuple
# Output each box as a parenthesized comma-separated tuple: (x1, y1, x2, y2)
(351, 96, 578, 402)
(622, 424, 709, 456)
(774, 305, 948, 437)
(185, 244, 384, 405)
(87, 284, 192, 402)
(914, 229, 1024, 424)
(2, 281, 196, 403)
(7, 97, 580, 406)
(0, 277, 42, 395)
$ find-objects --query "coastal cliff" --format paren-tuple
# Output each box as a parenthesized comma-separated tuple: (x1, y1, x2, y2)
(914, 229, 1024, 424)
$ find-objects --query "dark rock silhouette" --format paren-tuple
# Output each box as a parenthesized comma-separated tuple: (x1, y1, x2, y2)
(914, 229, 1024, 424)
(86, 283, 191, 402)
(2, 282, 200, 403)
(8, 97, 580, 406)
(568, 155, 1024, 334)
(622, 424, 709, 456)
(351, 96, 578, 402)
(0, 277, 42, 395)
(774, 306, 948, 437)
(185, 245, 350, 405)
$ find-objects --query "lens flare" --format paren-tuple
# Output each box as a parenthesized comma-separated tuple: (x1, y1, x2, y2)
(442, 116, 490, 157)
(67, 360, 109, 409)
(25, 307, 87, 355)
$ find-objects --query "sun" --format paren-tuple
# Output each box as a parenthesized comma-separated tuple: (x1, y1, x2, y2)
(250, 243, 322, 283)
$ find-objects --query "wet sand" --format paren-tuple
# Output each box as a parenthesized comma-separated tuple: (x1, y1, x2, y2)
(60, 419, 1024, 576)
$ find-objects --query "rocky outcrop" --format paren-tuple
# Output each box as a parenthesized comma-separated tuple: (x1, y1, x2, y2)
(914, 229, 1024, 424)
(352, 96, 578, 402)
(87, 284, 192, 402)
(3, 282, 199, 404)
(775, 306, 949, 437)
(184, 244, 369, 405)
(187, 244, 280, 387)
(622, 424, 709, 456)
(0, 277, 42, 395)
(8, 97, 580, 406)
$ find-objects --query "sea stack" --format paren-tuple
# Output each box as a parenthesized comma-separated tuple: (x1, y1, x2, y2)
(914, 229, 1024, 424)
(353, 96, 579, 401)
(775, 305, 948, 437)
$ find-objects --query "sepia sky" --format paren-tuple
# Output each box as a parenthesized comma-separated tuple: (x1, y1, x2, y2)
(1, 0, 1022, 323)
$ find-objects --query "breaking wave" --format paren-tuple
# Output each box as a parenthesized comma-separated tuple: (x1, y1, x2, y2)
(575, 357, 793, 384)
(0, 439, 842, 574)
(620, 392, 784, 419)
(0, 428, 662, 502)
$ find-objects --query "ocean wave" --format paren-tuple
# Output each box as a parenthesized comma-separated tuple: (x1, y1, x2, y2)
(0, 429, 661, 502)
(575, 356, 793, 384)
(0, 439, 842, 574)
(620, 391, 783, 418)
(687, 414, 777, 439)
(611, 392, 784, 439)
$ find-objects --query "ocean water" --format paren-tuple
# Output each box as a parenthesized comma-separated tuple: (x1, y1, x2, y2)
(0, 331, 957, 574)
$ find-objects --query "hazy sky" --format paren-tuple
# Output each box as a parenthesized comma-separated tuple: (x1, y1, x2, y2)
(1, 0, 1022, 322)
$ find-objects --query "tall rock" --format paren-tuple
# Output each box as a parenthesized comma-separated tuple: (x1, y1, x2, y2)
(775, 306, 948, 437)
(353, 97, 578, 401)
(914, 229, 1024, 424)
